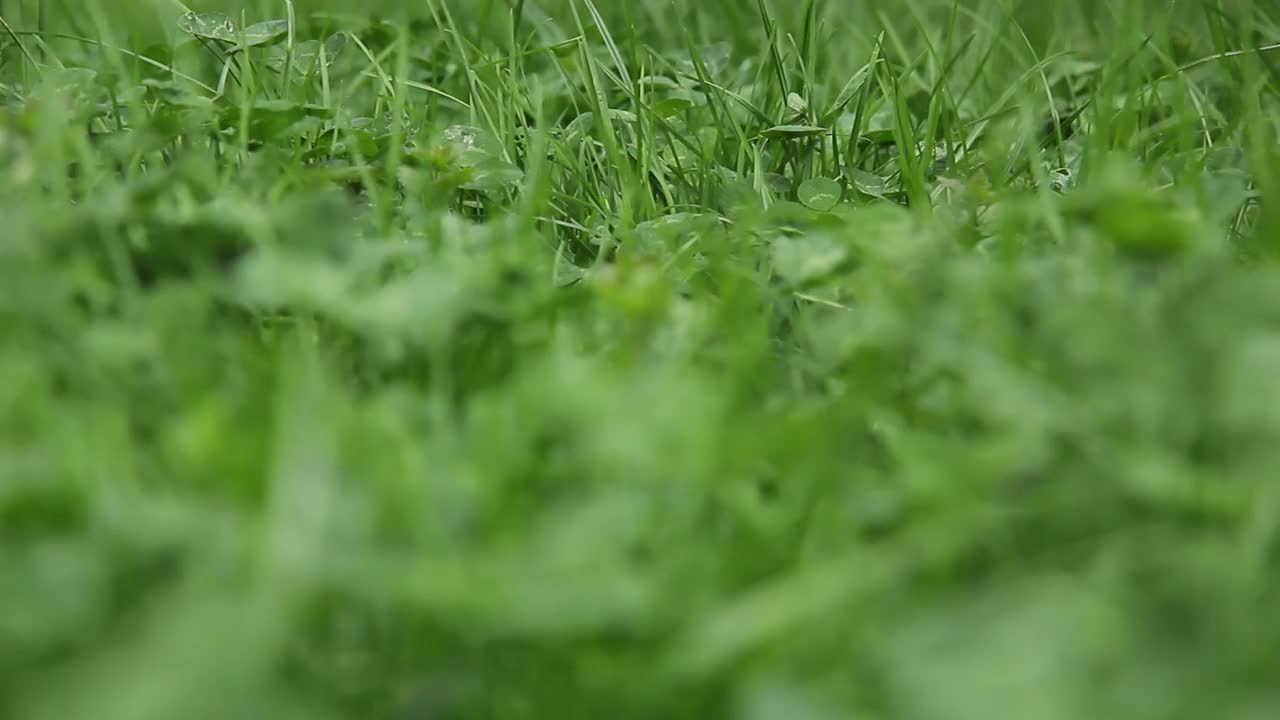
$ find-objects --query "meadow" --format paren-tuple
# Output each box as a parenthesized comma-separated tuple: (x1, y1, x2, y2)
(3, 0, 1280, 717)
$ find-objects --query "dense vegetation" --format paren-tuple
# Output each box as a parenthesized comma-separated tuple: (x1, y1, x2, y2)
(3, 0, 1280, 716)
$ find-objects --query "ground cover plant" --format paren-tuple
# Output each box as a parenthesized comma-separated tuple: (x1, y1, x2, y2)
(3, 0, 1280, 716)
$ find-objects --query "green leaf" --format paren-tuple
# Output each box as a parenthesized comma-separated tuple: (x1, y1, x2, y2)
(176, 12, 238, 43)
(215, 100, 332, 143)
(265, 33, 346, 75)
(761, 124, 827, 139)
(764, 173, 791, 195)
(655, 97, 694, 118)
(638, 75, 680, 90)
(441, 124, 501, 162)
(461, 158, 525, 194)
(607, 109, 639, 123)
(564, 109, 638, 139)
(771, 234, 850, 285)
(230, 20, 289, 52)
(798, 177, 842, 212)
(350, 129, 381, 158)
(849, 169, 890, 199)
(323, 31, 348, 58)
(862, 129, 897, 145)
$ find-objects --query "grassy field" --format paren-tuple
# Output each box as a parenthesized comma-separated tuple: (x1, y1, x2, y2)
(3, 0, 1280, 717)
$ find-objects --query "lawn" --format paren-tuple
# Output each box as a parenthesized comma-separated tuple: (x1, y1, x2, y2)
(2, 0, 1280, 717)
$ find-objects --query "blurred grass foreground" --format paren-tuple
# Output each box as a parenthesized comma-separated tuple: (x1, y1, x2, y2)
(3, 0, 1280, 717)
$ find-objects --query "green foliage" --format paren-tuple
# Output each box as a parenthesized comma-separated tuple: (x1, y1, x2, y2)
(3, 0, 1280, 717)
(797, 176, 842, 211)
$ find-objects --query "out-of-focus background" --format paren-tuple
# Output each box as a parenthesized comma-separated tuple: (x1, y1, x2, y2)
(3, 0, 1280, 718)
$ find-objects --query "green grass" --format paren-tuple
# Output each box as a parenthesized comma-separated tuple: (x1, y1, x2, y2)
(3, 0, 1280, 717)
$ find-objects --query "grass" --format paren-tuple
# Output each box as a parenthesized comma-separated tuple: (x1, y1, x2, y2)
(3, 0, 1280, 717)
